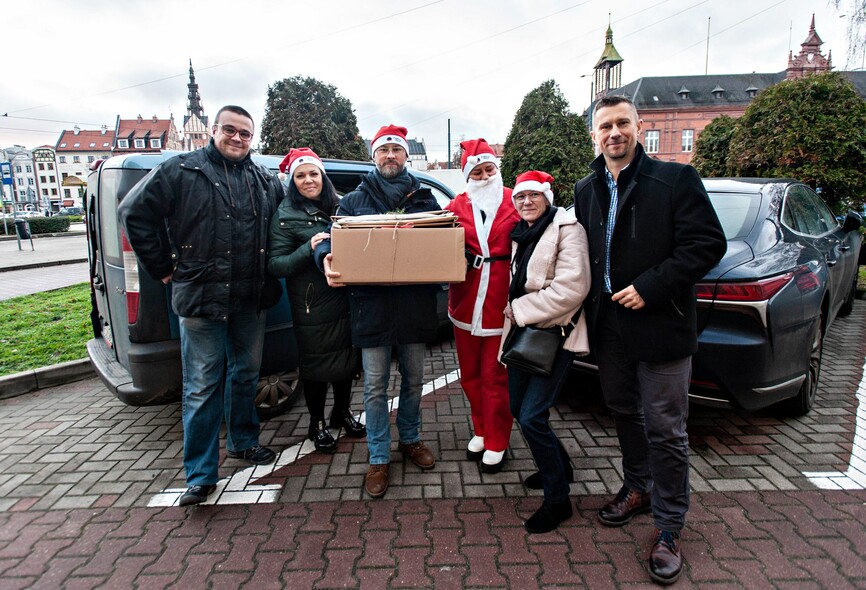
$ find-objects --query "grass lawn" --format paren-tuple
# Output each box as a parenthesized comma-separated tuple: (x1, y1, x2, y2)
(0, 283, 91, 377)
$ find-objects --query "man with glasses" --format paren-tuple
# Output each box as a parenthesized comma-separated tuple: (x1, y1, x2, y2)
(315, 124, 440, 498)
(119, 105, 285, 507)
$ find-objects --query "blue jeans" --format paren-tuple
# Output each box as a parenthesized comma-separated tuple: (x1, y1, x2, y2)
(509, 346, 575, 503)
(362, 343, 426, 464)
(179, 310, 266, 486)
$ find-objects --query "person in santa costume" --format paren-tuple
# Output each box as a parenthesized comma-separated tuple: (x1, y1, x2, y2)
(444, 138, 521, 473)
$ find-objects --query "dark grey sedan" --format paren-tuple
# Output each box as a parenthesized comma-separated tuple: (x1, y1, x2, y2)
(569, 178, 862, 416)
(691, 178, 861, 415)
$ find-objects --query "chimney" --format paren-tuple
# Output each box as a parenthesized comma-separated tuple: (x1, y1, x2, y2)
(100, 125, 107, 135)
(73, 125, 80, 135)
(152, 114, 158, 123)
(137, 114, 143, 124)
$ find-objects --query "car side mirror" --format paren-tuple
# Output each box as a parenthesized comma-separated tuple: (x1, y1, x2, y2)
(842, 210, 862, 233)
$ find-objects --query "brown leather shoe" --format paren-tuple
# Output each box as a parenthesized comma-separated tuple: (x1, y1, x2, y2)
(598, 486, 651, 527)
(398, 441, 435, 470)
(649, 529, 683, 584)
(364, 464, 390, 498)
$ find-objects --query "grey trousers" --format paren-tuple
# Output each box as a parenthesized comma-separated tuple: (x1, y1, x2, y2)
(595, 296, 691, 531)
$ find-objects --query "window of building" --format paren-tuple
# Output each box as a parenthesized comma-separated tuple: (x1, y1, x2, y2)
(89, 143, 96, 148)
(42, 189, 49, 196)
(59, 143, 67, 148)
(17, 178, 23, 186)
(73, 156, 81, 163)
(14, 165, 21, 173)
(645, 130, 660, 154)
(134, 139, 146, 149)
(59, 156, 67, 163)
(40, 176, 47, 183)
(87, 156, 95, 163)
(64, 189, 71, 199)
(38, 163, 45, 171)
(48, 163, 54, 170)
(73, 143, 80, 148)
(62, 173, 68, 180)
(28, 178, 34, 185)
(26, 165, 32, 173)
(117, 139, 129, 148)
(51, 189, 57, 196)
(150, 138, 162, 149)
(681, 129, 694, 152)
(19, 190, 26, 198)
(49, 176, 55, 183)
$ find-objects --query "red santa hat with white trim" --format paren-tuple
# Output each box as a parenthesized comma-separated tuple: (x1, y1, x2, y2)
(512, 170, 555, 206)
(460, 138, 499, 180)
(370, 124, 409, 156)
(279, 147, 325, 177)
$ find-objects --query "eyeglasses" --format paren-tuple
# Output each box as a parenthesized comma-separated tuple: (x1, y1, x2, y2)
(375, 146, 405, 156)
(514, 192, 545, 204)
(214, 124, 253, 141)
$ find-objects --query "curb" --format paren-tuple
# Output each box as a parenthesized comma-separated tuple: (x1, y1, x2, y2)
(0, 359, 95, 401)
(0, 258, 89, 273)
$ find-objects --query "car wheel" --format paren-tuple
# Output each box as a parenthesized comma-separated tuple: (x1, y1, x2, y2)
(779, 320, 823, 417)
(255, 369, 303, 420)
(838, 277, 857, 317)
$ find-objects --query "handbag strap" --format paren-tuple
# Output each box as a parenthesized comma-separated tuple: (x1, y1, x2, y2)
(562, 305, 583, 337)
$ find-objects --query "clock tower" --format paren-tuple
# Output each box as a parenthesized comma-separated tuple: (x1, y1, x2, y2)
(787, 15, 832, 79)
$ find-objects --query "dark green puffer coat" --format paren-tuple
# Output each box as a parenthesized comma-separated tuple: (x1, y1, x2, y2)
(268, 199, 357, 381)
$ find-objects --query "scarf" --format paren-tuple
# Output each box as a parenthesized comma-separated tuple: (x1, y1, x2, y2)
(361, 168, 419, 212)
(508, 206, 558, 302)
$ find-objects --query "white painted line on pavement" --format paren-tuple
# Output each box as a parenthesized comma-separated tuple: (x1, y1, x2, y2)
(147, 369, 462, 507)
(802, 357, 866, 490)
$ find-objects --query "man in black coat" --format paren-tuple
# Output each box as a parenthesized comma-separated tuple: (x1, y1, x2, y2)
(315, 124, 439, 499)
(119, 105, 283, 507)
(573, 96, 725, 584)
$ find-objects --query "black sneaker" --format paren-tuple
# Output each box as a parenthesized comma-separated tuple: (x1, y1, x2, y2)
(178, 484, 216, 507)
(226, 445, 276, 465)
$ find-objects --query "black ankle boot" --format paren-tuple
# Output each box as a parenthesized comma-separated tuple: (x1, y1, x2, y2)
(329, 409, 366, 438)
(309, 420, 337, 454)
(524, 499, 573, 534)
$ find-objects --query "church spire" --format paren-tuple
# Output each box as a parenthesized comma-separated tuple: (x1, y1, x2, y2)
(593, 15, 624, 100)
(187, 59, 203, 118)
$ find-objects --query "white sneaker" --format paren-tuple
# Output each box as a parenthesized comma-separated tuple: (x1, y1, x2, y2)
(480, 449, 507, 474)
(466, 435, 484, 461)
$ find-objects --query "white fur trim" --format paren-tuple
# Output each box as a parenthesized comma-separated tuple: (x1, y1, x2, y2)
(462, 152, 499, 180)
(289, 155, 325, 177)
(512, 180, 554, 205)
(371, 134, 409, 155)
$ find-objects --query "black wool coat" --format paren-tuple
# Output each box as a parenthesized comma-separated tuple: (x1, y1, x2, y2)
(268, 198, 357, 382)
(573, 143, 726, 362)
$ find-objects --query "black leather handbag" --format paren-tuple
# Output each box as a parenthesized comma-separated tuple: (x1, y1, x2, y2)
(500, 324, 565, 376)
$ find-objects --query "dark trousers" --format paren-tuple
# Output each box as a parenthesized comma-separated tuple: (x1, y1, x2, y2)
(303, 378, 354, 423)
(508, 346, 575, 503)
(596, 296, 691, 531)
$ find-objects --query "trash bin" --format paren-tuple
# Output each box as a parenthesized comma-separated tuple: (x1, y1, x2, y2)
(14, 219, 31, 240)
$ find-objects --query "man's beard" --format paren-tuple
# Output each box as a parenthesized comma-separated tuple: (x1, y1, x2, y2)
(378, 162, 404, 179)
(467, 174, 504, 218)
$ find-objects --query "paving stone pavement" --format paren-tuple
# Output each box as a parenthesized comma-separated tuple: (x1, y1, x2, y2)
(0, 301, 865, 588)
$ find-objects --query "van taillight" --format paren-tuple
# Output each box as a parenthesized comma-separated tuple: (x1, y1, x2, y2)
(121, 231, 140, 324)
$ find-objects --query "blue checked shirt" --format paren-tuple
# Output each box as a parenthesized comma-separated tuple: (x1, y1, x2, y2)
(603, 167, 619, 293)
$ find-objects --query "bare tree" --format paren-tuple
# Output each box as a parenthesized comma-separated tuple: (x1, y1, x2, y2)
(832, 0, 866, 69)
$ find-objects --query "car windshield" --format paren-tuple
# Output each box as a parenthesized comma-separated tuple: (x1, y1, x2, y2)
(706, 191, 761, 240)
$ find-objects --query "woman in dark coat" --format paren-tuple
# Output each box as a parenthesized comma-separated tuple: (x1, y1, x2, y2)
(268, 148, 364, 453)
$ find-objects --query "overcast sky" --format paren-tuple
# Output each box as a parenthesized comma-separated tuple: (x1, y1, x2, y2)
(0, 0, 857, 162)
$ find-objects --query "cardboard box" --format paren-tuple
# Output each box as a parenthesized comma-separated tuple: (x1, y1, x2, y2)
(330, 225, 466, 284)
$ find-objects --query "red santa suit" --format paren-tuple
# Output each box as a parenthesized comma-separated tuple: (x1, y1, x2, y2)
(445, 185, 520, 454)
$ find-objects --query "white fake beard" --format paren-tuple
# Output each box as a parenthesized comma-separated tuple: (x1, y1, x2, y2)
(467, 173, 505, 219)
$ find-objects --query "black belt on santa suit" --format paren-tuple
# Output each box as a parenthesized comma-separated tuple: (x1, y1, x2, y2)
(465, 250, 511, 269)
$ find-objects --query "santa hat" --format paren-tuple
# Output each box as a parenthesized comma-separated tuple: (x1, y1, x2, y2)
(512, 170, 555, 205)
(279, 147, 325, 177)
(460, 138, 499, 180)
(370, 124, 409, 155)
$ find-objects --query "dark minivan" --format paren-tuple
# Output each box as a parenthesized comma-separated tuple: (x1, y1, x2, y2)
(85, 152, 455, 418)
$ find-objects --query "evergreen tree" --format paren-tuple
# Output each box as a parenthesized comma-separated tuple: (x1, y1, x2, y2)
(691, 115, 738, 177)
(501, 80, 594, 207)
(260, 76, 368, 160)
(727, 72, 866, 211)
